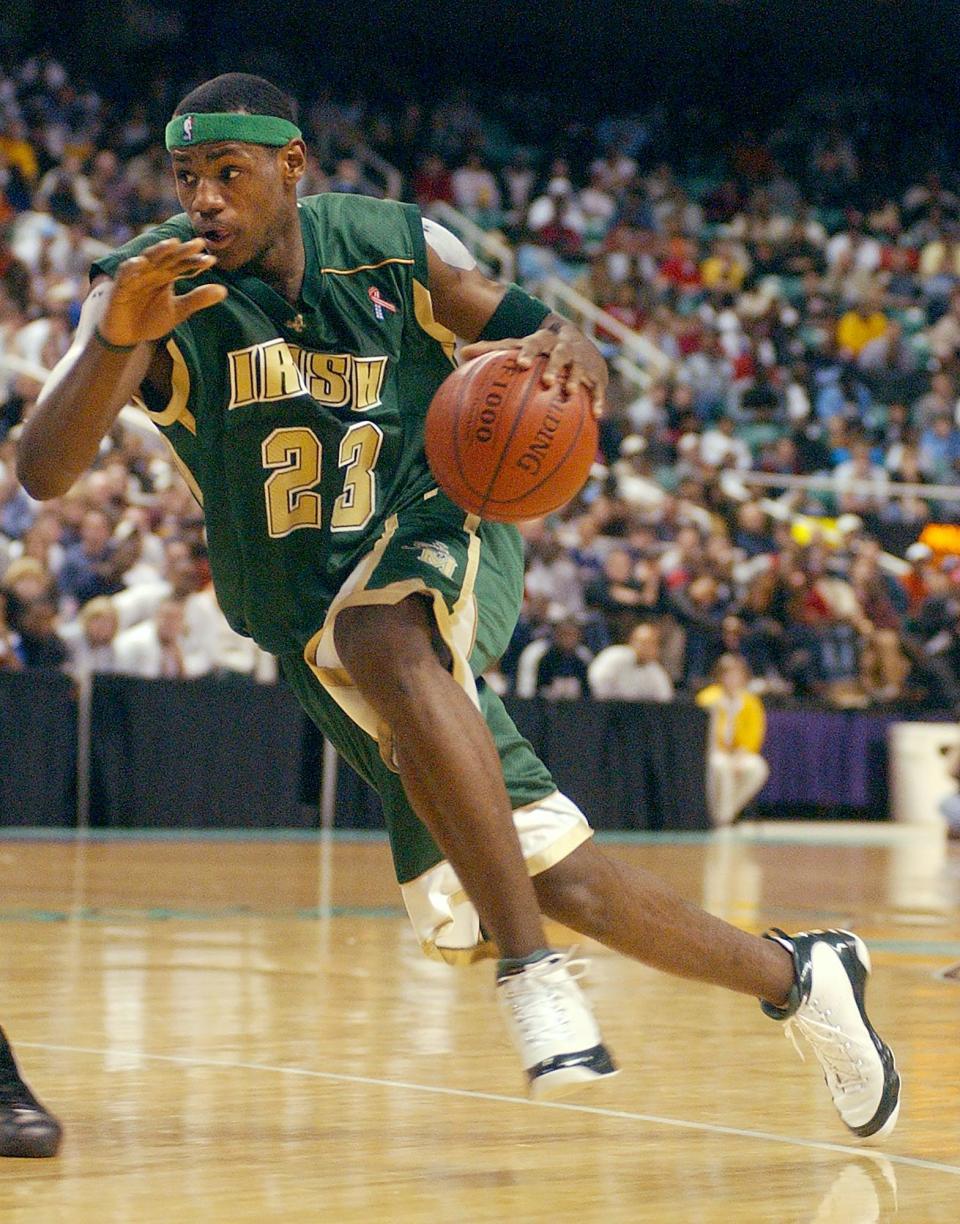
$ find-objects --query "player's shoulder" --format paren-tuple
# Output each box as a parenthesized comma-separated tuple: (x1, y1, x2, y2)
(89, 215, 195, 281)
(300, 192, 416, 226)
(300, 193, 422, 267)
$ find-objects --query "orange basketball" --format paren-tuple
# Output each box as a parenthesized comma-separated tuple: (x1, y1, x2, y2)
(424, 350, 598, 522)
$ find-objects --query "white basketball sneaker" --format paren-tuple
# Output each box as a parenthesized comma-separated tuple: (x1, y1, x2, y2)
(761, 929, 901, 1140)
(496, 950, 618, 1100)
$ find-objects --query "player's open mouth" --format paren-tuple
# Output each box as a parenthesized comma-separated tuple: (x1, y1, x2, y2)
(200, 227, 233, 251)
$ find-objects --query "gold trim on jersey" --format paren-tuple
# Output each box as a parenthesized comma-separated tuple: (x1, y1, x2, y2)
(166, 446, 204, 506)
(321, 256, 415, 276)
(302, 514, 400, 689)
(135, 338, 196, 434)
(453, 513, 481, 663)
(412, 278, 457, 364)
(301, 509, 481, 770)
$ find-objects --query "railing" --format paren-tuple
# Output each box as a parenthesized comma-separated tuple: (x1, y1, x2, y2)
(536, 275, 673, 392)
(731, 470, 960, 503)
(427, 202, 677, 392)
(353, 143, 403, 201)
(7, 347, 954, 511)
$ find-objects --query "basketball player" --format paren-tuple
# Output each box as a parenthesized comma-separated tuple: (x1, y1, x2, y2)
(17, 74, 899, 1139)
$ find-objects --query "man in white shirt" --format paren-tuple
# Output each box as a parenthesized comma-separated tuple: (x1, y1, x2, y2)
(588, 623, 674, 701)
(113, 598, 214, 679)
(700, 417, 752, 471)
(451, 153, 501, 216)
(832, 440, 890, 514)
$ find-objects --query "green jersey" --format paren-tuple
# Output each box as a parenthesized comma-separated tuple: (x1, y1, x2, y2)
(91, 193, 518, 655)
(93, 194, 580, 943)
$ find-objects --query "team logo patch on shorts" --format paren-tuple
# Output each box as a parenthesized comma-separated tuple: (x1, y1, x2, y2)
(404, 540, 458, 579)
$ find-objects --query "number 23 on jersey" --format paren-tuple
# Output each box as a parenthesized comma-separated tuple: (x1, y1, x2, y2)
(261, 421, 384, 538)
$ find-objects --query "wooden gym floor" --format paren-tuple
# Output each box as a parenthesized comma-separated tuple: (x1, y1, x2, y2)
(1, 823, 958, 1222)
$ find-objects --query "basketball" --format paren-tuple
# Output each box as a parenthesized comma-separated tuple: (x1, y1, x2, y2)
(424, 349, 598, 522)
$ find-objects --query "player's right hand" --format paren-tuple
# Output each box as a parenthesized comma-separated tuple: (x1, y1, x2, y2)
(97, 238, 228, 348)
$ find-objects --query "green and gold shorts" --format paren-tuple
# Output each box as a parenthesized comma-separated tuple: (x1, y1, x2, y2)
(280, 490, 593, 963)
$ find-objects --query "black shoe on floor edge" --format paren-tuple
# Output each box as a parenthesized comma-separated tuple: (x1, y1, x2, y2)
(0, 1029, 62, 1158)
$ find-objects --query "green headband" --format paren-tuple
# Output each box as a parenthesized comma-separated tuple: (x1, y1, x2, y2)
(165, 112, 302, 150)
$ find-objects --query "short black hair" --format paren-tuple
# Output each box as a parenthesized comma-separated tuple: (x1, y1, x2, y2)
(173, 73, 296, 123)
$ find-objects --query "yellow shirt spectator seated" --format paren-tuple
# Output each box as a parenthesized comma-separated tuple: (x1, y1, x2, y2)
(696, 654, 769, 827)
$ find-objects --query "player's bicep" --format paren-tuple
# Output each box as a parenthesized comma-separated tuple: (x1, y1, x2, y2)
(425, 238, 507, 343)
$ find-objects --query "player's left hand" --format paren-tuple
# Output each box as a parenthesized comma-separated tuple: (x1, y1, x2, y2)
(461, 322, 608, 418)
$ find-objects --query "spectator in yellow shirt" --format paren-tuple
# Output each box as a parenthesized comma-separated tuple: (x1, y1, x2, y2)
(836, 296, 889, 358)
(0, 120, 39, 184)
(700, 239, 747, 294)
(696, 654, 769, 827)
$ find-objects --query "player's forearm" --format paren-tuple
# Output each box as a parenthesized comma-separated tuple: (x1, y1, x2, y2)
(16, 337, 153, 500)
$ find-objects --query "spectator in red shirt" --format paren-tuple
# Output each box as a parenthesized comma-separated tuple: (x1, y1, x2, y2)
(659, 238, 702, 294)
(411, 154, 454, 210)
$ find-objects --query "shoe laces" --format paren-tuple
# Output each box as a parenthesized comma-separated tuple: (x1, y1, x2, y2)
(783, 1004, 868, 1097)
(500, 950, 590, 1046)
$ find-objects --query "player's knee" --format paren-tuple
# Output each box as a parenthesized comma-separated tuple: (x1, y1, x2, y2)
(533, 848, 607, 928)
(335, 598, 445, 702)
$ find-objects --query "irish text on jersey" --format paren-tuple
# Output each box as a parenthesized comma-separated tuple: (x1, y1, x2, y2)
(227, 340, 388, 412)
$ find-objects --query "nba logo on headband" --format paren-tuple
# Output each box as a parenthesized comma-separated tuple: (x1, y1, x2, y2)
(182, 115, 194, 142)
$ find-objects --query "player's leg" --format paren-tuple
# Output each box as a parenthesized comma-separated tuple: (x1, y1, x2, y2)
(281, 646, 616, 1098)
(534, 840, 794, 1000)
(0, 1027, 62, 1158)
(532, 835, 899, 1137)
(475, 683, 793, 1001)
(335, 593, 547, 960)
(477, 685, 900, 1139)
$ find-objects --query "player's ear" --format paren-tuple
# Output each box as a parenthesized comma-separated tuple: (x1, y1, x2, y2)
(280, 139, 306, 186)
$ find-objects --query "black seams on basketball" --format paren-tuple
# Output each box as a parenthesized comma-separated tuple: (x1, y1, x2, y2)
(425, 349, 598, 522)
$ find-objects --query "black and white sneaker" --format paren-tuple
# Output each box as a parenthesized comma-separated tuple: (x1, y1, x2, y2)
(0, 1028, 62, 1158)
(761, 929, 901, 1141)
(496, 950, 618, 1100)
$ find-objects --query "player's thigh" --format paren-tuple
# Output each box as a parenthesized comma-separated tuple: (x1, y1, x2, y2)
(363, 493, 525, 674)
(280, 650, 445, 884)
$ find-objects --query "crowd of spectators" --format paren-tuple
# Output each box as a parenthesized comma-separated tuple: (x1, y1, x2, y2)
(4, 56, 960, 711)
